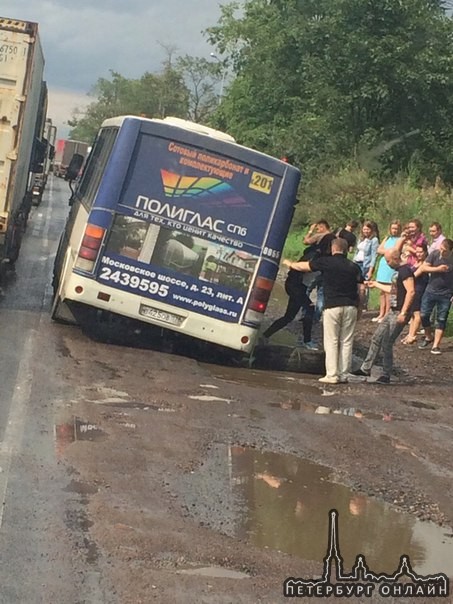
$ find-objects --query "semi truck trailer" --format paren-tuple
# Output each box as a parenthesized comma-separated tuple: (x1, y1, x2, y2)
(0, 16, 46, 276)
(53, 139, 90, 179)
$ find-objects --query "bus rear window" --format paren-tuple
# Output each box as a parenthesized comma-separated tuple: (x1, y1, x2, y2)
(76, 127, 118, 209)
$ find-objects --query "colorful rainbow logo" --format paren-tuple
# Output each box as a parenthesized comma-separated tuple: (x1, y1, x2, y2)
(160, 169, 248, 207)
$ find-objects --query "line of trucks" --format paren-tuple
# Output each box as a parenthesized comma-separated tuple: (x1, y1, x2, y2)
(0, 15, 89, 280)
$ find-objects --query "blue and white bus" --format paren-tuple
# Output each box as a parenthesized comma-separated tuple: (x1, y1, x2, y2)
(52, 116, 300, 353)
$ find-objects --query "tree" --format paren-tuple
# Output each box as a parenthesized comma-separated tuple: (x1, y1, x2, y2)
(176, 55, 221, 122)
(68, 60, 190, 141)
(206, 0, 453, 182)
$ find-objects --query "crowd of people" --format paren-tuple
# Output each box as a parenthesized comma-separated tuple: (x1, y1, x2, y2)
(263, 218, 453, 385)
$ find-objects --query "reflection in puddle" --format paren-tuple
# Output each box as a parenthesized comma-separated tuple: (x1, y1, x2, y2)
(216, 446, 453, 575)
(55, 418, 106, 456)
(269, 402, 394, 422)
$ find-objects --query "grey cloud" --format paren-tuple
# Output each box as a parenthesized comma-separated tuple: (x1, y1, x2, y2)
(2, 0, 224, 92)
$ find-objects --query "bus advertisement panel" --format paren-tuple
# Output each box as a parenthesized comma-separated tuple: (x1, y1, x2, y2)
(95, 131, 292, 324)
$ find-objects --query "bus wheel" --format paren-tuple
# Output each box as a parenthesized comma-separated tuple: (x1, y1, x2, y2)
(51, 295, 77, 325)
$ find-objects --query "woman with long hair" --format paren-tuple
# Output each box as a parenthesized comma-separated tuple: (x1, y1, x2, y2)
(353, 221, 380, 309)
(404, 218, 428, 267)
(373, 220, 402, 322)
(353, 221, 380, 279)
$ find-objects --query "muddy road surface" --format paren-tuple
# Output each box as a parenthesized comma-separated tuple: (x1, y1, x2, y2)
(0, 176, 452, 603)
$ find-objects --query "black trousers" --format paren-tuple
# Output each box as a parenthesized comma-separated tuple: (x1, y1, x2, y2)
(263, 282, 314, 341)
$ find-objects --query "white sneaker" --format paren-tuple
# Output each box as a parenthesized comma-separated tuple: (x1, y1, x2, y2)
(298, 340, 319, 351)
(318, 376, 339, 384)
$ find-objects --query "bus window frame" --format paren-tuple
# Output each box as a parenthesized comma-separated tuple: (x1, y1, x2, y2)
(75, 127, 119, 211)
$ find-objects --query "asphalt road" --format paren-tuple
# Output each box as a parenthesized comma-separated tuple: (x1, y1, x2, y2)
(0, 177, 113, 603)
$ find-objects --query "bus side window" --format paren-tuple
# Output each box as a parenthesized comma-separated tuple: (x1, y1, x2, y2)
(75, 127, 118, 209)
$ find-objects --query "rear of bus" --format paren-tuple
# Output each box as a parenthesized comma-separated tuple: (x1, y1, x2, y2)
(52, 116, 300, 353)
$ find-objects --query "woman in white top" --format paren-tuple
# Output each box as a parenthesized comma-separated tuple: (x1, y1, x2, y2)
(353, 221, 380, 279)
(353, 221, 379, 309)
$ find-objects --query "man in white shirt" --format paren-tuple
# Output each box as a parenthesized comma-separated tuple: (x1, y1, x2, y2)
(428, 222, 446, 254)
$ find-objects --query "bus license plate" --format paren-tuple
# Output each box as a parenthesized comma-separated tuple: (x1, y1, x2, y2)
(139, 304, 184, 326)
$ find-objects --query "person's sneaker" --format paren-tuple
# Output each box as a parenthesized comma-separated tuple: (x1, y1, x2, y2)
(301, 341, 319, 351)
(431, 347, 441, 355)
(418, 339, 433, 349)
(318, 376, 339, 384)
(374, 375, 390, 384)
(338, 376, 348, 384)
(351, 368, 370, 377)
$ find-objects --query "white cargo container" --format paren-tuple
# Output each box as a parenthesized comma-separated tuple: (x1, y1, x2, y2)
(0, 16, 45, 272)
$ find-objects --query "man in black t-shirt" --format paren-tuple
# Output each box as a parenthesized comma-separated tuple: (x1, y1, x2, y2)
(335, 220, 359, 252)
(352, 249, 415, 384)
(284, 237, 365, 384)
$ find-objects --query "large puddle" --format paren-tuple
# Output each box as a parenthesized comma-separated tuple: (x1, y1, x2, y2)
(189, 446, 453, 576)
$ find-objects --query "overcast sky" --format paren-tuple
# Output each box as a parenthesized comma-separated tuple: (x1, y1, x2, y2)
(2, 0, 226, 136)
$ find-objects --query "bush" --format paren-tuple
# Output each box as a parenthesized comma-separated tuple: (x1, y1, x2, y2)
(288, 166, 452, 247)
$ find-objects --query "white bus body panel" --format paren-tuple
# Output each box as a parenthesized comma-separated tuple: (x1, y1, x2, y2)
(58, 270, 257, 352)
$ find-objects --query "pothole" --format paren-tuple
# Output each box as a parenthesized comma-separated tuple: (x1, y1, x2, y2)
(181, 445, 453, 576)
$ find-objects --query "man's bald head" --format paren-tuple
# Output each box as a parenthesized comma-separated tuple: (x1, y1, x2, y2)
(331, 236, 348, 255)
(384, 248, 401, 268)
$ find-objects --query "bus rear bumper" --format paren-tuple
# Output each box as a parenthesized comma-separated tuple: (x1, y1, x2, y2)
(60, 274, 258, 353)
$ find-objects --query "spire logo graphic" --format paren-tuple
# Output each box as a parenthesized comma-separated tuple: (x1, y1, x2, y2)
(283, 510, 449, 599)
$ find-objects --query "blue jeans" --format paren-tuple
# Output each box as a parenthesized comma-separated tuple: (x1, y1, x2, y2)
(420, 291, 452, 331)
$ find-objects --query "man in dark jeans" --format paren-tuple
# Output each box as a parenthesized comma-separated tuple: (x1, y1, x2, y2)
(262, 246, 317, 349)
(418, 238, 453, 354)
(352, 249, 415, 384)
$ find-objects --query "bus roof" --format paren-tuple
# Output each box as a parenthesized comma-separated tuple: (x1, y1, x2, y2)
(100, 115, 236, 143)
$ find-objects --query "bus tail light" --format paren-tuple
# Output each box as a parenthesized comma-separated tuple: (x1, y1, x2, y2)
(244, 276, 274, 325)
(75, 224, 105, 272)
